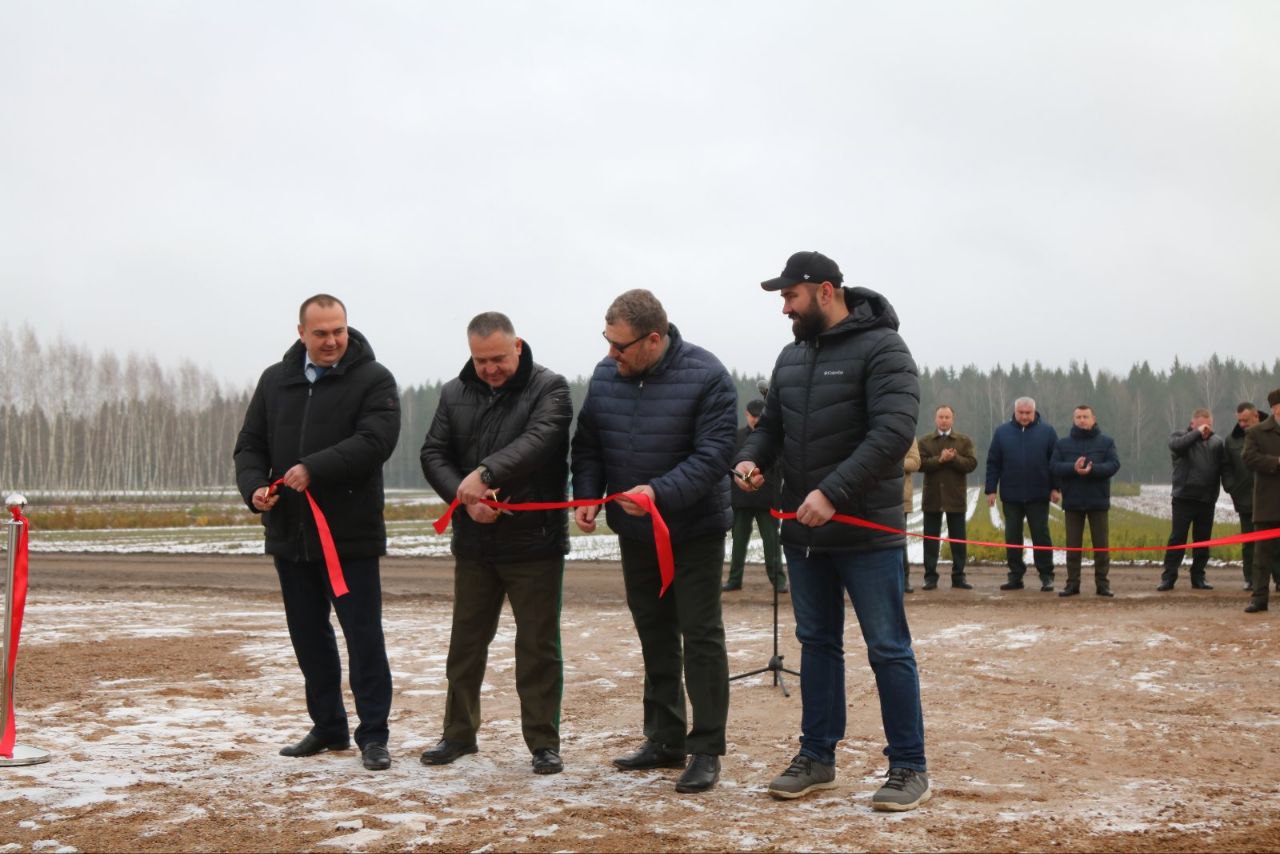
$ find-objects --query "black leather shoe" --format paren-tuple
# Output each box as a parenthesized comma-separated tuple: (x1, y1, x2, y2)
(675, 754, 720, 793)
(1040, 583, 1055, 592)
(279, 733, 350, 757)
(999, 581, 1024, 591)
(951, 579, 973, 590)
(612, 740, 686, 770)
(1156, 581, 1174, 591)
(1245, 601, 1268, 613)
(532, 748, 563, 775)
(921, 581, 937, 590)
(361, 743, 391, 771)
(1096, 587, 1114, 598)
(420, 738, 478, 766)
(1191, 581, 1214, 590)
(721, 583, 741, 592)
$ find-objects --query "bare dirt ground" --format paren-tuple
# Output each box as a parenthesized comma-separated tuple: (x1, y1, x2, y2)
(2, 555, 1279, 852)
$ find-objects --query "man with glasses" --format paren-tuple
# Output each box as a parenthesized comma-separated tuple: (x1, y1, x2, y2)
(734, 250, 928, 812)
(571, 289, 737, 794)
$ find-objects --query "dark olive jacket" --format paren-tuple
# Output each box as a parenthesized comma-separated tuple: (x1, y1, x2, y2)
(1223, 423, 1257, 515)
(918, 431, 977, 513)
(738, 286, 919, 553)
(420, 342, 572, 563)
(233, 328, 401, 560)
(1243, 416, 1280, 522)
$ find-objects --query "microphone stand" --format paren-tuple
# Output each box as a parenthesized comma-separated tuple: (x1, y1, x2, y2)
(729, 576, 801, 697)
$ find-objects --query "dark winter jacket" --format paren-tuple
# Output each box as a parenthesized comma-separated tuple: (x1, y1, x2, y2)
(918, 431, 977, 513)
(738, 286, 919, 553)
(1223, 423, 1256, 514)
(570, 324, 737, 545)
(234, 328, 401, 560)
(731, 425, 781, 511)
(984, 413, 1058, 503)
(420, 342, 572, 563)
(1243, 416, 1280, 522)
(1050, 424, 1121, 511)
(1168, 425, 1228, 504)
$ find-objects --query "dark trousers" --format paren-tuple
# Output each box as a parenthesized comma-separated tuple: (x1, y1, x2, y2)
(443, 556, 564, 753)
(725, 508, 785, 589)
(1251, 521, 1280, 606)
(1064, 509, 1110, 587)
(274, 555, 392, 748)
(922, 511, 968, 585)
(1239, 513, 1280, 589)
(620, 532, 729, 756)
(1002, 500, 1054, 584)
(1161, 497, 1215, 584)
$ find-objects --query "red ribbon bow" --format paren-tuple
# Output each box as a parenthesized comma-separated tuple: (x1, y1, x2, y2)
(268, 480, 348, 597)
(434, 493, 676, 595)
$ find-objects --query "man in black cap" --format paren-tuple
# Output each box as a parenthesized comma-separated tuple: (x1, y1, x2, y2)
(234, 294, 399, 771)
(723, 398, 786, 593)
(735, 251, 929, 812)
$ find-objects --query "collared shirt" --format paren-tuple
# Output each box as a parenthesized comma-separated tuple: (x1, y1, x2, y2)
(937, 429, 952, 437)
(304, 354, 339, 384)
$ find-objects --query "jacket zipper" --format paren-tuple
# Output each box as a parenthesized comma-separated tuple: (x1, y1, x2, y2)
(298, 384, 314, 562)
(803, 340, 819, 557)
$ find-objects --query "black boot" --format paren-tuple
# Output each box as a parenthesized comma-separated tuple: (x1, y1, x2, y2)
(1058, 582, 1080, 597)
(675, 754, 720, 793)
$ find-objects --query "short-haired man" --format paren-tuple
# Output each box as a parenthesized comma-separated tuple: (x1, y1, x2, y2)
(918, 405, 977, 591)
(736, 250, 928, 812)
(1243, 389, 1280, 613)
(234, 295, 400, 771)
(985, 397, 1060, 592)
(419, 312, 572, 774)
(1224, 402, 1280, 592)
(723, 398, 787, 593)
(1157, 407, 1229, 591)
(571, 289, 737, 793)
(1050, 405, 1121, 597)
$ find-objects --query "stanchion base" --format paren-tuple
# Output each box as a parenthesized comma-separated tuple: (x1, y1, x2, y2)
(0, 744, 51, 766)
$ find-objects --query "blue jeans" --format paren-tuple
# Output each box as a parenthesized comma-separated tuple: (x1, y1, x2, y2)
(785, 545, 926, 771)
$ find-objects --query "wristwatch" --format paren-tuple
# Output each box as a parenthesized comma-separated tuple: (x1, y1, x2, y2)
(478, 465, 495, 486)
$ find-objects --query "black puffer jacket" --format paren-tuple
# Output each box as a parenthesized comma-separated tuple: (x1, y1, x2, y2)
(571, 325, 737, 544)
(234, 328, 401, 560)
(420, 342, 572, 562)
(738, 287, 919, 553)
(1169, 425, 1228, 503)
(1050, 424, 1121, 511)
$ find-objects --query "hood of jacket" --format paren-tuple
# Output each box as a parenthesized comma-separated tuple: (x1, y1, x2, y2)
(1070, 424, 1100, 441)
(457, 337, 536, 392)
(797, 286, 901, 345)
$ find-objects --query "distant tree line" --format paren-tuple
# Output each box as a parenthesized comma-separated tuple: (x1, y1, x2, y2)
(2, 323, 1277, 492)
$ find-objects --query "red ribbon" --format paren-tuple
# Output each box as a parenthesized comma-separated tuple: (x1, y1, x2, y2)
(434, 493, 675, 596)
(269, 479, 349, 597)
(770, 509, 1280, 553)
(2, 506, 30, 758)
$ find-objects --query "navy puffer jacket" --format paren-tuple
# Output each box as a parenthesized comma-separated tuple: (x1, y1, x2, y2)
(984, 412, 1059, 503)
(1050, 424, 1121, 511)
(571, 325, 737, 544)
(737, 286, 920, 553)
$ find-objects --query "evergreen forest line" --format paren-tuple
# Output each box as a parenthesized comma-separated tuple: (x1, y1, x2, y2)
(1, 325, 1277, 494)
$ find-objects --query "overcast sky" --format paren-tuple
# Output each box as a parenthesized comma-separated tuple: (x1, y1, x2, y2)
(3, 2, 1277, 390)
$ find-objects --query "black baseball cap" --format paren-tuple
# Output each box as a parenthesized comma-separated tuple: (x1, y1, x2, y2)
(760, 250, 844, 291)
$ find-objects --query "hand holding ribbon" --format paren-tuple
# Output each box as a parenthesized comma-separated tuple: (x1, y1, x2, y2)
(267, 478, 349, 597)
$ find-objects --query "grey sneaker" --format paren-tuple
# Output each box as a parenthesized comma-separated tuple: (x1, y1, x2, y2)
(871, 767, 931, 811)
(767, 754, 838, 800)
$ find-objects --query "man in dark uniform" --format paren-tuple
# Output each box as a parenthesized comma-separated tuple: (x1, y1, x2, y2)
(1224, 402, 1279, 592)
(571, 288, 737, 794)
(723, 398, 786, 593)
(419, 312, 572, 774)
(1244, 389, 1280, 613)
(234, 294, 400, 771)
(1158, 408, 1229, 591)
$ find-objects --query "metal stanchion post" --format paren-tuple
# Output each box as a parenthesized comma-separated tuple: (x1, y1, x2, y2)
(1, 493, 50, 766)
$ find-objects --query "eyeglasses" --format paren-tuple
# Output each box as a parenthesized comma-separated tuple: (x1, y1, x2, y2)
(602, 331, 650, 353)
